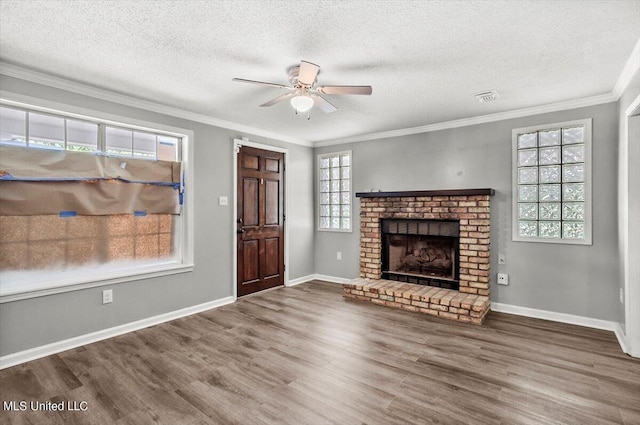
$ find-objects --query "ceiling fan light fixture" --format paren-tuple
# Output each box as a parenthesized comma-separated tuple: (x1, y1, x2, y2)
(290, 95, 314, 112)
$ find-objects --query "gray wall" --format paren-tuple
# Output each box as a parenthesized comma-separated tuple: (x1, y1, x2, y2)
(0, 75, 315, 356)
(315, 102, 620, 321)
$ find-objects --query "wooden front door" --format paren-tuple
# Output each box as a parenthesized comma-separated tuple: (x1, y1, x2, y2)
(237, 145, 285, 296)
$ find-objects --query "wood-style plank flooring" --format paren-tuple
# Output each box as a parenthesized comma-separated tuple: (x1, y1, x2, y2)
(1, 281, 639, 424)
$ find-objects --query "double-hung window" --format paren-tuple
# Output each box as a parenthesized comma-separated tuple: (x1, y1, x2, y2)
(512, 119, 592, 244)
(318, 151, 352, 231)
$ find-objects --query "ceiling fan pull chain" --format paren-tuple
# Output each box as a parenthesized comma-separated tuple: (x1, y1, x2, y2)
(307, 110, 311, 120)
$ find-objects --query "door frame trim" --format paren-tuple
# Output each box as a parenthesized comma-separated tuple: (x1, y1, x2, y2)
(232, 138, 289, 300)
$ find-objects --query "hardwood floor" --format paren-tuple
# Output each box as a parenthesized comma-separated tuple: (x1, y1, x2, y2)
(1, 280, 639, 425)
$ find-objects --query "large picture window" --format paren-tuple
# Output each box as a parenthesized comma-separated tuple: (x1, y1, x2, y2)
(318, 151, 352, 231)
(0, 102, 192, 300)
(512, 119, 592, 244)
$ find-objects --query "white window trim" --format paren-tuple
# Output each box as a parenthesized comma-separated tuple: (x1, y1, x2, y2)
(0, 93, 195, 303)
(317, 150, 353, 233)
(511, 118, 592, 245)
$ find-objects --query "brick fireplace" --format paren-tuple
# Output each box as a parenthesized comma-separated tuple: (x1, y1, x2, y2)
(343, 189, 495, 324)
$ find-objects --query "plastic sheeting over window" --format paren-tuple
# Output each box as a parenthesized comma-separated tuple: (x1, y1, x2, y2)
(0, 146, 182, 215)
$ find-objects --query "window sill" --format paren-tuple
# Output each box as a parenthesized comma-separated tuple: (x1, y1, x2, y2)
(317, 228, 353, 233)
(0, 261, 194, 303)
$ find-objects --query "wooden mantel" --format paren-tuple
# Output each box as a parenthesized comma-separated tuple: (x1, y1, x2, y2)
(355, 188, 495, 198)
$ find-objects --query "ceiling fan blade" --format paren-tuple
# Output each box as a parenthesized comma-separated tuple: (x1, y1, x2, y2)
(311, 94, 337, 113)
(298, 61, 320, 86)
(317, 85, 373, 95)
(232, 78, 291, 89)
(260, 92, 296, 107)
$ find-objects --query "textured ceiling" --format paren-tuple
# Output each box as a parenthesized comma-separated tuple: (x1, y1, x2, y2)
(1, 0, 639, 144)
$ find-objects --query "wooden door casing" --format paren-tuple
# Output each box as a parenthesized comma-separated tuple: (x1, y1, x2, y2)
(237, 146, 285, 296)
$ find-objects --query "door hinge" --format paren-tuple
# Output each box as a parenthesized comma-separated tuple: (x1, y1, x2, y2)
(284, 264, 286, 271)
(283, 214, 286, 222)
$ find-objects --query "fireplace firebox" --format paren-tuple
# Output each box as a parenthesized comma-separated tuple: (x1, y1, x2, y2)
(382, 219, 459, 290)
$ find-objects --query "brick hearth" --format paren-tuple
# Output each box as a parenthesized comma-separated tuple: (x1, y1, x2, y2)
(343, 189, 495, 324)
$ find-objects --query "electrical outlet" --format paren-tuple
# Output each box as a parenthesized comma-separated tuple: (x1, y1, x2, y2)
(497, 273, 509, 285)
(218, 196, 228, 206)
(498, 254, 506, 265)
(620, 288, 624, 304)
(102, 289, 113, 304)
(337, 251, 342, 260)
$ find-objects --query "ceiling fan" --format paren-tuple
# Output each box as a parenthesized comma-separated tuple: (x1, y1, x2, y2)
(232, 60, 372, 117)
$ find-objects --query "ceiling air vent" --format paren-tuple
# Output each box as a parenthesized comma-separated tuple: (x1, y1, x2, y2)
(474, 90, 499, 103)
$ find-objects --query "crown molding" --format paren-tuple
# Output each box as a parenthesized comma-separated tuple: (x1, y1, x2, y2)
(612, 36, 640, 100)
(0, 62, 312, 147)
(313, 92, 617, 147)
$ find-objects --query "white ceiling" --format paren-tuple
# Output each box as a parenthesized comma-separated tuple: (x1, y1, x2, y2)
(1, 1, 639, 145)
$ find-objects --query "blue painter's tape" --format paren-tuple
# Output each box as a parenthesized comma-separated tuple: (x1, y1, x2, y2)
(134, 211, 147, 217)
(179, 191, 184, 205)
(59, 211, 77, 217)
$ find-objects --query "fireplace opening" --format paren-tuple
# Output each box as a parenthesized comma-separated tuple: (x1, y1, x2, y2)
(381, 219, 459, 290)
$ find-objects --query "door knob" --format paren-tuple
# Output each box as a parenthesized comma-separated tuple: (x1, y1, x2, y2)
(237, 228, 245, 234)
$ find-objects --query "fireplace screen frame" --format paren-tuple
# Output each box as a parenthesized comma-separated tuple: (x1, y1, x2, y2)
(381, 218, 460, 290)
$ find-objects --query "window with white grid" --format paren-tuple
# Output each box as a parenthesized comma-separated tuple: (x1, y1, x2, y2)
(318, 151, 352, 231)
(512, 119, 592, 244)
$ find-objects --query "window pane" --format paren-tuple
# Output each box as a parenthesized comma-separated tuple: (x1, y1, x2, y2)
(563, 183, 584, 201)
(562, 202, 585, 220)
(341, 154, 350, 166)
(133, 132, 156, 159)
(341, 179, 350, 192)
(539, 165, 561, 183)
(320, 205, 329, 216)
(106, 127, 133, 156)
(331, 168, 340, 180)
(539, 221, 561, 238)
(539, 184, 561, 202)
(539, 129, 560, 146)
(518, 168, 537, 184)
(518, 185, 538, 202)
(331, 205, 340, 217)
(320, 193, 330, 204)
(518, 221, 537, 238)
(518, 203, 537, 220)
(157, 136, 178, 161)
(539, 203, 561, 220)
(320, 157, 330, 168)
(320, 168, 329, 180)
(330, 156, 339, 167)
(341, 218, 350, 229)
(331, 217, 340, 229)
(562, 164, 585, 182)
(563, 222, 584, 239)
(341, 166, 350, 179)
(538, 146, 560, 165)
(29, 112, 64, 149)
(562, 144, 585, 163)
(341, 205, 350, 217)
(563, 127, 584, 144)
(518, 149, 537, 166)
(331, 180, 340, 192)
(320, 217, 330, 228)
(331, 193, 340, 204)
(341, 192, 350, 204)
(0, 107, 26, 146)
(518, 133, 537, 149)
(320, 180, 330, 192)
(66, 119, 98, 152)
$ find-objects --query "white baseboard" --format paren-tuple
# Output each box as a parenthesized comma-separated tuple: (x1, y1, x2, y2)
(286, 274, 351, 287)
(614, 323, 629, 354)
(0, 296, 235, 370)
(491, 302, 618, 331)
(286, 274, 316, 287)
(311, 274, 351, 284)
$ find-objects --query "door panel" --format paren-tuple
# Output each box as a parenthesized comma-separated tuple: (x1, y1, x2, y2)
(264, 237, 280, 277)
(237, 146, 285, 296)
(265, 180, 279, 225)
(243, 179, 259, 226)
